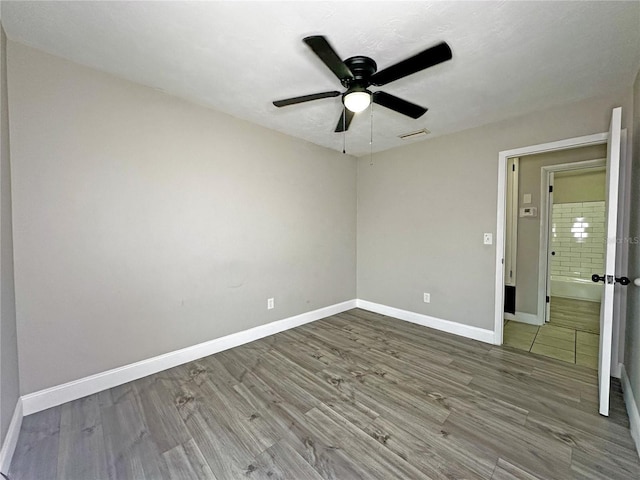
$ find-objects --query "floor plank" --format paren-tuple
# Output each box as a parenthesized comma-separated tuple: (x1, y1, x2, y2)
(9, 308, 639, 479)
(492, 458, 544, 480)
(100, 385, 168, 479)
(248, 441, 325, 480)
(9, 406, 61, 480)
(162, 439, 217, 480)
(56, 395, 108, 480)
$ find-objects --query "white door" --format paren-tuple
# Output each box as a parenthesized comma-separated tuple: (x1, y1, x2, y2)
(597, 107, 622, 416)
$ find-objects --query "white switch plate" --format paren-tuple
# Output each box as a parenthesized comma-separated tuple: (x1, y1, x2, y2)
(484, 233, 493, 245)
(423, 293, 430, 303)
(523, 193, 532, 204)
(267, 298, 274, 310)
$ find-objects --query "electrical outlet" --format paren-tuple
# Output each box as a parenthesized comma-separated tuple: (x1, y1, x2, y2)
(423, 293, 430, 303)
(483, 233, 493, 245)
(267, 298, 274, 310)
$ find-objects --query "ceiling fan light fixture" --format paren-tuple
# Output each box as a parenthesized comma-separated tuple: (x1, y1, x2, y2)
(343, 90, 371, 113)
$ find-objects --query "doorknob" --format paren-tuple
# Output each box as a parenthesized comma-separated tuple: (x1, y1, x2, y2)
(592, 274, 630, 285)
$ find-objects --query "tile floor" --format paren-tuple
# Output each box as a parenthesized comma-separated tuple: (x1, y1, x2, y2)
(548, 296, 600, 334)
(504, 320, 599, 369)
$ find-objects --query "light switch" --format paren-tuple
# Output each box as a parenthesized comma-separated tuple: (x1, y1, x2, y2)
(484, 233, 493, 245)
(523, 193, 532, 204)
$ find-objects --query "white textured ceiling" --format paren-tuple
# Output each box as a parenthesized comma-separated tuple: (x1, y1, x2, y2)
(2, 1, 640, 156)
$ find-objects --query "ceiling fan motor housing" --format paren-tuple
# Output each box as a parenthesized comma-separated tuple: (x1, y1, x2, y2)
(342, 56, 378, 89)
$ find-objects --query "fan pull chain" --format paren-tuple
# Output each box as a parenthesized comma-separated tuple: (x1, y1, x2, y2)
(342, 106, 346, 154)
(369, 102, 374, 166)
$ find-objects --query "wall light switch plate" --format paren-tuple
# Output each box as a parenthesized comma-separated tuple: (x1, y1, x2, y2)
(523, 193, 532, 204)
(484, 233, 493, 245)
(267, 298, 274, 310)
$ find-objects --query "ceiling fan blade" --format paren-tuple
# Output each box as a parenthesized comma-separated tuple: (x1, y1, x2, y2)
(372, 91, 427, 119)
(370, 42, 452, 86)
(334, 108, 355, 133)
(303, 36, 354, 82)
(273, 91, 341, 107)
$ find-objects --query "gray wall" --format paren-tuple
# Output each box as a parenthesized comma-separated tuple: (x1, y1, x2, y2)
(516, 146, 606, 315)
(554, 170, 606, 204)
(625, 68, 640, 431)
(7, 42, 357, 395)
(0, 26, 19, 445)
(357, 91, 631, 330)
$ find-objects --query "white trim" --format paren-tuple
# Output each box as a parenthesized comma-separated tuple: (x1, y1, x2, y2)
(495, 143, 508, 344)
(505, 311, 542, 326)
(544, 169, 554, 323)
(495, 131, 609, 346)
(599, 109, 623, 416)
(613, 129, 630, 378)
(621, 364, 640, 458)
(0, 398, 22, 474)
(356, 299, 495, 344)
(504, 157, 519, 287)
(611, 362, 622, 380)
(21, 300, 357, 415)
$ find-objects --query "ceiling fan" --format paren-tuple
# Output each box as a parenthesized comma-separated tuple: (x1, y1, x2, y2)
(273, 36, 452, 132)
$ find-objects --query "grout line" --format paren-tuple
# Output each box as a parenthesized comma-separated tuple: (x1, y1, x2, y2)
(529, 326, 541, 353)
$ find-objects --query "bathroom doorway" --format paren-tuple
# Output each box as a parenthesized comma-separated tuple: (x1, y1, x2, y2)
(502, 146, 607, 369)
(542, 161, 606, 368)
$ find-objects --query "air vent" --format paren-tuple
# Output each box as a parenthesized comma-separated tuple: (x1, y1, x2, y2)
(398, 128, 430, 140)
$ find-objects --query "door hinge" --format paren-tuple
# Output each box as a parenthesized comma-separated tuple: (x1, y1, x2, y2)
(510, 270, 513, 279)
(546, 296, 550, 303)
(512, 164, 515, 172)
(549, 185, 553, 193)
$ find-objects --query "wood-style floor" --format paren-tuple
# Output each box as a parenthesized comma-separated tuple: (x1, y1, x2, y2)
(9, 309, 640, 479)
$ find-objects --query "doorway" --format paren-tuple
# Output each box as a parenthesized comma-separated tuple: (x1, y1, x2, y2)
(494, 108, 626, 416)
(495, 132, 609, 344)
(502, 157, 606, 368)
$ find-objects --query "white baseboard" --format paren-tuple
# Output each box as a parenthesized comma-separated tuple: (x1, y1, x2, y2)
(621, 364, 640, 459)
(505, 311, 543, 326)
(612, 362, 622, 380)
(0, 398, 23, 474)
(22, 299, 357, 416)
(356, 299, 495, 344)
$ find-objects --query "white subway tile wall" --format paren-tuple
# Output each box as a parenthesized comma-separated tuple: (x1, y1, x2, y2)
(550, 201, 606, 280)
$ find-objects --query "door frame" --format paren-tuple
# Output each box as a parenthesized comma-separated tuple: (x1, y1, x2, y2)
(494, 132, 610, 346)
(538, 159, 607, 324)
